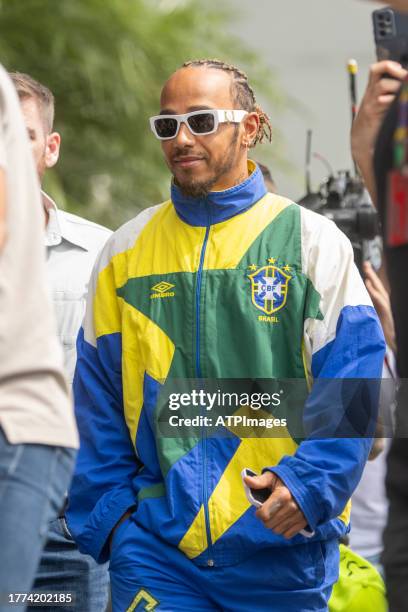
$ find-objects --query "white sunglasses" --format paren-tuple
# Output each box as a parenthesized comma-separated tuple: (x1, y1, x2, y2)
(149, 109, 248, 140)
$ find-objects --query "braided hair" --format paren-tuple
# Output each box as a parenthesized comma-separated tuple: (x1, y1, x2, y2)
(182, 59, 272, 147)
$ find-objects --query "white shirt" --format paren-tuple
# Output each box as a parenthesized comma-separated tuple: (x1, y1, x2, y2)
(44, 193, 112, 383)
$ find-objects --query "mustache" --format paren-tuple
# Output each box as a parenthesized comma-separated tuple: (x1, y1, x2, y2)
(171, 146, 208, 160)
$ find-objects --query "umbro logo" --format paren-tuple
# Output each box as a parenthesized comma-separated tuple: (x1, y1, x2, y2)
(150, 281, 175, 299)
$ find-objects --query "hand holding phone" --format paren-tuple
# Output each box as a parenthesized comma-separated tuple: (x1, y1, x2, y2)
(350, 58, 407, 204)
(241, 468, 272, 508)
(241, 468, 315, 539)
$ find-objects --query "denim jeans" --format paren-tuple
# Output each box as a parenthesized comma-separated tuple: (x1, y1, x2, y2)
(29, 516, 110, 612)
(0, 427, 75, 612)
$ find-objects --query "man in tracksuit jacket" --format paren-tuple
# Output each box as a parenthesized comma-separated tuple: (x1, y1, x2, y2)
(66, 60, 385, 611)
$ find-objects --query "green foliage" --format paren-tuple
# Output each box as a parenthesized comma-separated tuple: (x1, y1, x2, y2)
(0, 0, 289, 228)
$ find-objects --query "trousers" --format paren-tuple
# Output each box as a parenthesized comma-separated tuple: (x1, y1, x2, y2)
(0, 427, 75, 612)
(29, 516, 110, 612)
(109, 518, 339, 612)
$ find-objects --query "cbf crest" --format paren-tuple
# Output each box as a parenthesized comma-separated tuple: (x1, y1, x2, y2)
(248, 265, 291, 315)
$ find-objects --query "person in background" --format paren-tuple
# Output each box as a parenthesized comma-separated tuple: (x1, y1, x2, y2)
(0, 64, 77, 612)
(351, 2, 408, 594)
(349, 261, 396, 576)
(10, 72, 111, 612)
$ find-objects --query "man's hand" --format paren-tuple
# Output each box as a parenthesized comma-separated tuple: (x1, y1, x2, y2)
(363, 261, 396, 352)
(352, 61, 406, 161)
(351, 61, 407, 204)
(243, 471, 307, 539)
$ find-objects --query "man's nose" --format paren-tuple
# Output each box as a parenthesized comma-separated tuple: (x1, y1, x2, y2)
(175, 121, 195, 146)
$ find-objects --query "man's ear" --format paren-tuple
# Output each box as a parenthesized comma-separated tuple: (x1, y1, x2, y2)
(242, 112, 259, 148)
(45, 132, 61, 169)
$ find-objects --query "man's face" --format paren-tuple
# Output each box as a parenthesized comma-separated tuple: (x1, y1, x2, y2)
(20, 97, 60, 181)
(20, 97, 47, 179)
(159, 67, 250, 197)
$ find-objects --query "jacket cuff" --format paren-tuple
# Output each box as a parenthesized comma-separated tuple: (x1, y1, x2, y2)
(66, 487, 136, 564)
(262, 464, 320, 531)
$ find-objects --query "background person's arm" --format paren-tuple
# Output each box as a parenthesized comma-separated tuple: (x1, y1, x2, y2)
(351, 60, 407, 206)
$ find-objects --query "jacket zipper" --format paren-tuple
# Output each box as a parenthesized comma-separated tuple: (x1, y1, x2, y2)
(195, 202, 214, 565)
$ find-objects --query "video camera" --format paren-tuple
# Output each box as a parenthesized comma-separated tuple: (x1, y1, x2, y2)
(298, 162, 381, 273)
(297, 55, 382, 274)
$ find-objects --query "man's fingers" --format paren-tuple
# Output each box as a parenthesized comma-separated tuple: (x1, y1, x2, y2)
(363, 261, 381, 288)
(256, 504, 290, 527)
(282, 520, 308, 540)
(257, 499, 299, 528)
(251, 478, 308, 539)
(378, 93, 398, 107)
(369, 60, 408, 82)
(365, 281, 388, 309)
(377, 77, 404, 95)
(264, 513, 307, 537)
(365, 278, 383, 303)
(243, 470, 275, 491)
(274, 517, 304, 536)
(262, 508, 301, 531)
(255, 497, 283, 522)
(364, 263, 390, 303)
(256, 486, 292, 522)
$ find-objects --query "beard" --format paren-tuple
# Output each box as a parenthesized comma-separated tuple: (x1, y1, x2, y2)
(178, 175, 221, 199)
(176, 127, 240, 198)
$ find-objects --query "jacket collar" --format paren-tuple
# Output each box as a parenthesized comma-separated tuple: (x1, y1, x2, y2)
(171, 160, 267, 227)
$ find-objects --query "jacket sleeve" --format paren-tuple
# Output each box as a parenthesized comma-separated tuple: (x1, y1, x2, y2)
(266, 216, 386, 531)
(65, 244, 140, 564)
